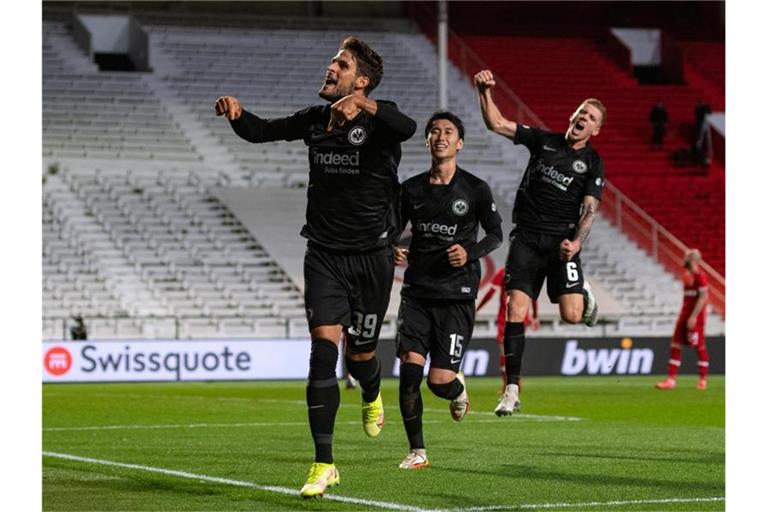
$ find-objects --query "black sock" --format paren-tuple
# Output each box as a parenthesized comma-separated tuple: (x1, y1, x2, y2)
(346, 356, 381, 403)
(504, 322, 526, 386)
(427, 378, 464, 400)
(306, 339, 339, 464)
(399, 363, 425, 450)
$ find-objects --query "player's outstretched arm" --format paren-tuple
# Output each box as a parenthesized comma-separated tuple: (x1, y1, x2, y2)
(216, 96, 311, 143)
(474, 70, 517, 140)
(215, 96, 242, 121)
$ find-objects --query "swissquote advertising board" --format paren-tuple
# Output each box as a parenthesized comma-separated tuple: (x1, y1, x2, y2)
(43, 337, 724, 383)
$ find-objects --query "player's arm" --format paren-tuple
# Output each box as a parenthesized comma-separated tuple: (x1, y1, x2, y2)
(394, 192, 412, 266)
(329, 96, 416, 141)
(560, 195, 600, 261)
(215, 96, 307, 143)
(464, 182, 504, 263)
(687, 285, 708, 329)
(475, 70, 517, 140)
(462, 219, 503, 265)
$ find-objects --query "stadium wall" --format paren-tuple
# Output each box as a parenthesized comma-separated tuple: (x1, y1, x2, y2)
(43, 337, 724, 382)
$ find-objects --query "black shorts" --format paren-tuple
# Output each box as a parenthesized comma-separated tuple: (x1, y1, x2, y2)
(504, 228, 584, 303)
(303, 243, 394, 352)
(395, 297, 475, 372)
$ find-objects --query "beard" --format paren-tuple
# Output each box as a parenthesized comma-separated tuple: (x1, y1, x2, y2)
(318, 81, 354, 102)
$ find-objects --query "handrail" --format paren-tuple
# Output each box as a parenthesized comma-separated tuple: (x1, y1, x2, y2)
(601, 181, 725, 315)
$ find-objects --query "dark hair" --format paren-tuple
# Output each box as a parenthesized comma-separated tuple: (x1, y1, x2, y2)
(340, 36, 383, 95)
(424, 111, 465, 140)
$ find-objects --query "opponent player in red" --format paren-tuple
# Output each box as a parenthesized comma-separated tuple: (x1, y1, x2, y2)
(476, 267, 538, 392)
(656, 249, 709, 390)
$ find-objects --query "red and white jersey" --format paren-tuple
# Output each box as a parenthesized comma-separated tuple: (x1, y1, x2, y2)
(679, 269, 708, 325)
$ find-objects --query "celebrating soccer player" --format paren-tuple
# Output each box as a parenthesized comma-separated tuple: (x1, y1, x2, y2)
(474, 69, 605, 416)
(394, 111, 503, 470)
(656, 249, 710, 390)
(216, 37, 416, 497)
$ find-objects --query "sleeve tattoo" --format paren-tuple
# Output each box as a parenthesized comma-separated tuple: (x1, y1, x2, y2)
(574, 197, 600, 243)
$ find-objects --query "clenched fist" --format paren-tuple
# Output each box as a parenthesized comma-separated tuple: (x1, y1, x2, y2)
(215, 96, 243, 121)
(474, 70, 496, 92)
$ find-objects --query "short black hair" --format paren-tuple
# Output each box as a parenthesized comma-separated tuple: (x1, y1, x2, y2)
(340, 36, 383, 95)
(425, 111, 465, 140)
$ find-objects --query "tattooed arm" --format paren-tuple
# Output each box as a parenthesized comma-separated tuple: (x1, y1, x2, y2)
(560, 195, 600, 262)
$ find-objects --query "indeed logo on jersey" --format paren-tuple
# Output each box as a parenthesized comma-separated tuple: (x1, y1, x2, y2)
(417, 221, 458, 236)
(535, 161, 573, 191)
(312, 148, 360, 167)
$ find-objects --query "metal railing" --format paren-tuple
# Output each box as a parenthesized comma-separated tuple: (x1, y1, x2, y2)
(599, 182, 725, 315)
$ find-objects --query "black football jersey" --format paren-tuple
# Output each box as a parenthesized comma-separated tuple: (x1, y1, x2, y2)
(230, 101, 416, 251)
(512, 125, 605, 235)
(400, 168, 503, 300)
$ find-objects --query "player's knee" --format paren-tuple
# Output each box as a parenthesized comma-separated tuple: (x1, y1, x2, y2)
(308, 339, 339, 381)
(559, 300, 582, 324)
(427, 379, 455, 399)
(400, 362, 424, 394)
(560, 307, 582, 324)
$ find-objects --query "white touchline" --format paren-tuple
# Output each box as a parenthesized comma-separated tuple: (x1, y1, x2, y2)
(43, 414, 579, 432)
(421, 408, 582, 421)
(437, 496, 725, 511)
(46, 393, 583, 422)
(42, 451, 427, 512)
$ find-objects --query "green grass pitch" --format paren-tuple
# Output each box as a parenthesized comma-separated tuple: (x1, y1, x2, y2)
(43, 376, 724, 511)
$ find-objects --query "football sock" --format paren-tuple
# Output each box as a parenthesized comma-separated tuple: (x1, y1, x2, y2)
(427, 377, 464, 400)
(503, 322, 526, 386)
(399, 362, 425, 450)
(346, 355, 381, 403)
(697, 347, 710, 380)
(667, 343, 682, 380)
(307, 339, 340, 463)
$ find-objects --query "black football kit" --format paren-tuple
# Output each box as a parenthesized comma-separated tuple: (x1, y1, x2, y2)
(506, 124, 605, 301)
(396, 167, 502, 371)
(231, 101, 416, 347)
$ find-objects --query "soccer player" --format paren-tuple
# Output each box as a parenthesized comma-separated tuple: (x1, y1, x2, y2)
(215, 37, 416, 497)
(474, 69, 604, 416)
(394, 111, 503, 469)
(656, 249, 710, 390)
(476, 267, 538, 392)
